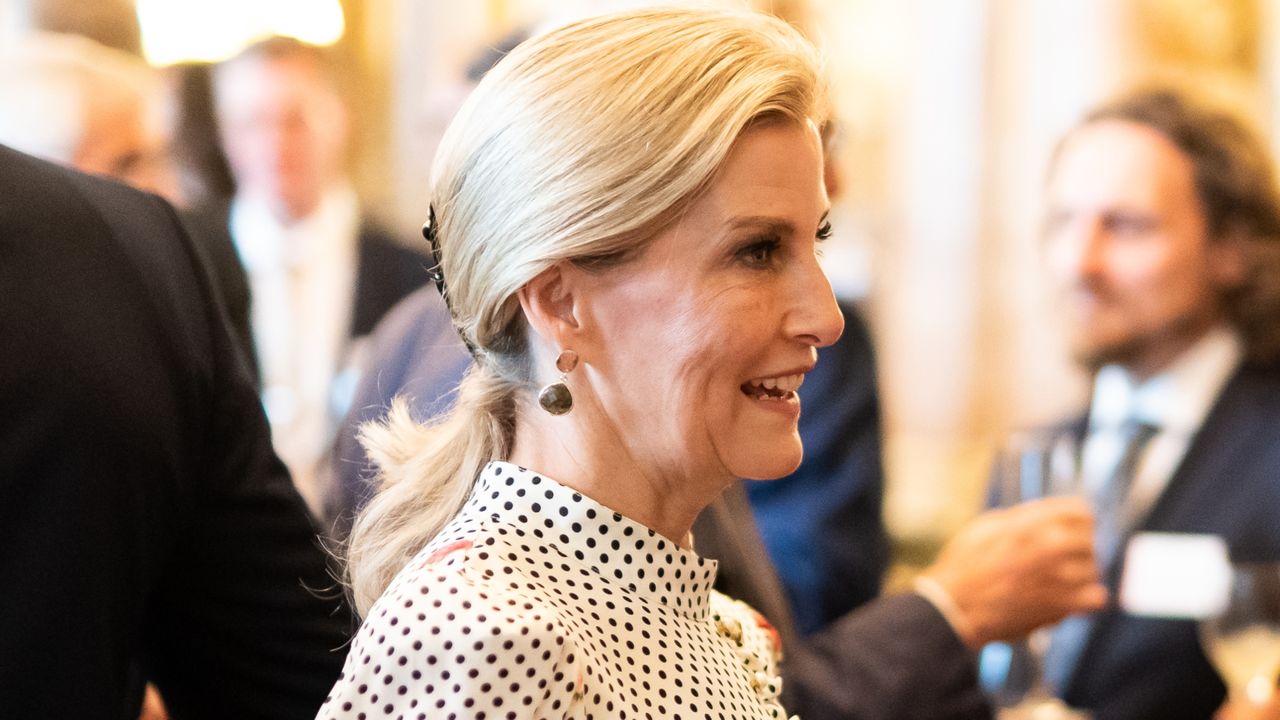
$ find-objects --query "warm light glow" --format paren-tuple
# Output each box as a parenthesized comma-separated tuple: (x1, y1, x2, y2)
(136, 0, 345, 65)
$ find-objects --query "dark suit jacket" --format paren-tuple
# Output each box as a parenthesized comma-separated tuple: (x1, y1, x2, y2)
(0, 146, 353, 719)
(697, 483, 991, 720)
(184, 199, 429, 387)
(181, 200, 257, 378)
(1060, 362, 1280, 720)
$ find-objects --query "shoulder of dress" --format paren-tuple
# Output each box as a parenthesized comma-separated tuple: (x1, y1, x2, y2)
(322, 522, 584, 720)
(369, 515, 572, 635)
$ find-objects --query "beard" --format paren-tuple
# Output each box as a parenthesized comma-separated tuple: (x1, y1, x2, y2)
(1067, 308, 1224, 379)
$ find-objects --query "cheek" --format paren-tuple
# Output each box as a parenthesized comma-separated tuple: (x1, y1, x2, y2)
(669, 295, 768, 414)
(648, 305, 727, 400)
(1121, 243, 1202, 302)
(638, 296, 757, 420)
(1163, 261, 1223, 317)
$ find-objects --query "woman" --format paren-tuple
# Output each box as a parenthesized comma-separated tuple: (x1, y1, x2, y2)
(320, 7, 841, 718)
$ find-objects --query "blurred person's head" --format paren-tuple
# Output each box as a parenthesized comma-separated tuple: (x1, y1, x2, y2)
(1043, 89, 1280, 378)
(348, 6, 835, 612)
(0, 32, 173, 197)
(212, 36, 349, 223)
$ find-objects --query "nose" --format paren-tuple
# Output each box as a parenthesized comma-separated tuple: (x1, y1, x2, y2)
(789, 262, 844, 348)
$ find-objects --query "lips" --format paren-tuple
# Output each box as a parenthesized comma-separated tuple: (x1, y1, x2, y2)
(741, 373, 805, 400)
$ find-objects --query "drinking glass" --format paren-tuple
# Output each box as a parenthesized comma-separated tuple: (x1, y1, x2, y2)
(982, 431, 1093, 720)
(1201, 563, 1280, 708)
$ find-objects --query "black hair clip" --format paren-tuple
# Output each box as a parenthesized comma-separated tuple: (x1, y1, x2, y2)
(423, 204, 445, 298)
(422, 204, 479, 357)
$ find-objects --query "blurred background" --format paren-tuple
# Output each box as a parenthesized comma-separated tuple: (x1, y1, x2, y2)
(2, 0, 1276, 567)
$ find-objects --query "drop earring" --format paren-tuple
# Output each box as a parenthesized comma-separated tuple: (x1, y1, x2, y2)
(538, 349, 578, 415)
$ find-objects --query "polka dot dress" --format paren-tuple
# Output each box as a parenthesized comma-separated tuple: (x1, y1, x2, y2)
(320, 461, 795, 720)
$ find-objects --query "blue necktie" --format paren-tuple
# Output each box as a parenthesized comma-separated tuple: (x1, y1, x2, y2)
(1042, 419, 1160, 695)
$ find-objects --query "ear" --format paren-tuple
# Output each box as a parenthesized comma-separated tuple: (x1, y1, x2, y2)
(517, 263, 581, 351)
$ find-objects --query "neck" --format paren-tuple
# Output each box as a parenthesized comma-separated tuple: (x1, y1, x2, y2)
(507, 401, 732, 548)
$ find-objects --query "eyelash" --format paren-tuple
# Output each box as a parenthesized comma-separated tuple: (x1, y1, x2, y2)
(736, 221, 833, 268)
(737, 236, 782, 268)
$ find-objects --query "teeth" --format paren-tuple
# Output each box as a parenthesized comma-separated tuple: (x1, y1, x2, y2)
(745, 373, 805, 394)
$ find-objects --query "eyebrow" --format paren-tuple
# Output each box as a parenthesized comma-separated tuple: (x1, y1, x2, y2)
(725, 209, 830, 234)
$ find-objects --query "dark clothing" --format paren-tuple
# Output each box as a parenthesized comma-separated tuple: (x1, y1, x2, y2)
(1059, 363, 1280, 720)
(182, 200, 257, 379)
(787, 594, 991, 720)
(0, 146, 353, 719)
(695, 485, 991, 720)
(744, 301, 889, 633)
(348, 224, 431, 339)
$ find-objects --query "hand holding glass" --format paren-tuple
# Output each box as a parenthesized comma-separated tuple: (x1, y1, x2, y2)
(985, 431, 1093, 720)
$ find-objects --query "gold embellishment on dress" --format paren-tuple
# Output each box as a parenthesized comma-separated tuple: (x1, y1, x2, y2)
(713, 601, 796, 718)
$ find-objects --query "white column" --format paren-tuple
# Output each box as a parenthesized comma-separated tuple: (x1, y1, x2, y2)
(876, 0, 991, 539)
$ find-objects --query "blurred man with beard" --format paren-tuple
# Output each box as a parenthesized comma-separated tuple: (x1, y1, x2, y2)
(1017, 89, 1280, 720)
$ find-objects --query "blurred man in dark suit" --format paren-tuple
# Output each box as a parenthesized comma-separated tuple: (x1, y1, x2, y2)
(0, 144, 352, 719)
(1011, 89, 1280, 720)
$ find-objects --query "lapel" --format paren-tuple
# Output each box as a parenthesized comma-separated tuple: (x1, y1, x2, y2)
(1126, 364, 1272, 543)
(1065, 364, 1280, 696)
(349, 224, 375, 338)
(692, 484, 800, 651)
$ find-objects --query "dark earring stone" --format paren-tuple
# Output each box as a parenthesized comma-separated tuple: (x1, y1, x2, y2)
(538, 382, 573, 415)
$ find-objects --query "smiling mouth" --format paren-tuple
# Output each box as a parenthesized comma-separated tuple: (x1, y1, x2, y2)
(741, 373, 805, 401)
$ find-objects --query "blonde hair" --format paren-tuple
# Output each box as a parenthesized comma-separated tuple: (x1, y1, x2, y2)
(346, 6, 827, 615)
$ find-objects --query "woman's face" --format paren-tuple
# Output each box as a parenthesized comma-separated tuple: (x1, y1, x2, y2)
(573, 121, 843, 483)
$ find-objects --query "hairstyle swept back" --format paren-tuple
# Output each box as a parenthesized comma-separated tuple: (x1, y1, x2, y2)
(1065, 88, 1280, 365)
(345, 6, 827, 615)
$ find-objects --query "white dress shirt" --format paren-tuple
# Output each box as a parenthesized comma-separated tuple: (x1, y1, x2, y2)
(1082, 325, 1243, 527)
(230, 184, 360, 510)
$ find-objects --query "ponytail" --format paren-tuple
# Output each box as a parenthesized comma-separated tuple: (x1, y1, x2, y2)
(346, 364, 518, 615)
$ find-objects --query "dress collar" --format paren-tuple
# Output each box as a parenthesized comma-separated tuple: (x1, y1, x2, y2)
(463, 461, 719, 618)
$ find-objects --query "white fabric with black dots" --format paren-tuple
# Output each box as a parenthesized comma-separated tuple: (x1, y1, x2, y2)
(319, 461, 793, 720)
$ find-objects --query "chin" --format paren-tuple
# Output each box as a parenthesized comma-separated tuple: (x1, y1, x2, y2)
(1072, 338, 1136, 373)
(726, 445, 804, 481)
